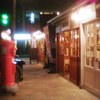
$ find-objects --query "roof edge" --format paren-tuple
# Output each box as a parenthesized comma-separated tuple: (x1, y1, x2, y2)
(47, 0, 90, 24)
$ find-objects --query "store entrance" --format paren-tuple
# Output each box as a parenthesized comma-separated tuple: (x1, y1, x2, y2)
(56, 31, 71, 77)
(56, 28, 80, 85)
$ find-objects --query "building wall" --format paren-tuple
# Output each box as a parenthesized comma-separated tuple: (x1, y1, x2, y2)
(70, 2, 100, 96)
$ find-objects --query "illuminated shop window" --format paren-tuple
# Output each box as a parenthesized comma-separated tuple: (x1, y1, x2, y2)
(70, 29, 79, 57)
(84, 20, 100, 69)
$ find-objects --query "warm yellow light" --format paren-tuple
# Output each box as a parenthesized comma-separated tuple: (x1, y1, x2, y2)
(71, 13, 80, 22)
(36, 34, 45, 39)
(40, 12, 43, 14)
(71, 4, 96, 23)
(78, 8, 93, 21)
(32, 30, 45, 40)
(57, 12, 60, 15)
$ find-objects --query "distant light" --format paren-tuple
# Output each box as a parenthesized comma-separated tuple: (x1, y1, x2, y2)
(2, 14, 8, 19)
(1, 13, 9, 25)
(36, 34, 45, 39)
(32, 30, 45, 40)
(30, 13, 35, 23)
(40, 12, 54, 15)
(6, 29, 11, 34)
(14, 34, 30, 40)
(57, 12, 60, 15)
(40, 12, 43, 14)
(2, 20, 8, 24)
(32, 30, 41, 37)
(1, 29, 11, 41)
(44, 12, 50, 14)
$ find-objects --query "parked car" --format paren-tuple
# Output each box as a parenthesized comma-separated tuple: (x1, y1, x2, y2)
(0, 57, 25, 84)
(14, 55, 25, 82)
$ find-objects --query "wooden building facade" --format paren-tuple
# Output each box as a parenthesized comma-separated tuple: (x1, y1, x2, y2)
(47, 0, 100, 97)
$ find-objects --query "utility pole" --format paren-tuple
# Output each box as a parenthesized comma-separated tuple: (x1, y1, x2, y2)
(23, 6, 25, 33)
(12, 0, 16, 39)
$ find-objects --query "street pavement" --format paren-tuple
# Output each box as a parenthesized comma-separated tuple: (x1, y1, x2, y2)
(0, 58, 100, 100)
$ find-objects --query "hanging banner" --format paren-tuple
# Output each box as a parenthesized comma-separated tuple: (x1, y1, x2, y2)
(43, 25, 53, 62)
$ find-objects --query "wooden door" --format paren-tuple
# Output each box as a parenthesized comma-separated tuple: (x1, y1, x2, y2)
(56, 32, 64, 75)
(64, 31, 71, 75)
(56, 33, 59, 72)
(70, 28, 80, 85)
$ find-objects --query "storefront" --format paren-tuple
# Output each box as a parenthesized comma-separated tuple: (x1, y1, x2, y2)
(30, 30, 45, 64)
(83, 18, 100, 96)
(55, 26, 80, 85)
(48, 1, 100, 97)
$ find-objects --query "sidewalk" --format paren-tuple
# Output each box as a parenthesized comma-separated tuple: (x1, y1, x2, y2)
(0, 60, 99, 100)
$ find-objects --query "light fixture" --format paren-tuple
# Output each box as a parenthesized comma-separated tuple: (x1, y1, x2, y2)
(57, 12, 60, 15)
(71, 4, 96, 22)
(40, 12, 43, 15)
(14, 34, 30, 40)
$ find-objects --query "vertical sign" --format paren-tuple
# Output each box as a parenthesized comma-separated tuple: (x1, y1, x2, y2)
(43, 25, 53, 62)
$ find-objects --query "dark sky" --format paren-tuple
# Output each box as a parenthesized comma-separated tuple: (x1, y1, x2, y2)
(0, 0, 75, 12)
(0, 0, 76, 31)
(19, 0, 75, 11)
(0, 0, 13, 13)
(2, 0, 100, 12)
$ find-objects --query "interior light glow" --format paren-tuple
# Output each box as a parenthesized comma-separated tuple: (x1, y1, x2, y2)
(71, 3, 96, 22)
(79, 8, 93, 20)
(71, 13, 80, 22)
(74, 34, 79, 39)
(32, 30, 45, 40)
(32, 30, 41, 37)
(14, 34, 30, 40)
(96, 23, 100, 28)
(36, 33, 45, 39)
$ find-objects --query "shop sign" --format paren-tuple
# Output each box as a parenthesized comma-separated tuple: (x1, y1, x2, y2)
(43, 25, 53, 61)
(71, 3, 96, 23)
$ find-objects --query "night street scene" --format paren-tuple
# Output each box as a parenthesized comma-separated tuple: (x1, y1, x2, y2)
(0, 0, 100, 99)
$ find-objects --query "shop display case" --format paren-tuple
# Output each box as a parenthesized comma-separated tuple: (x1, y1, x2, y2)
(84, 20, 100, 69)
(85, 23, 95, 67)
(84, 19, 100, 97)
